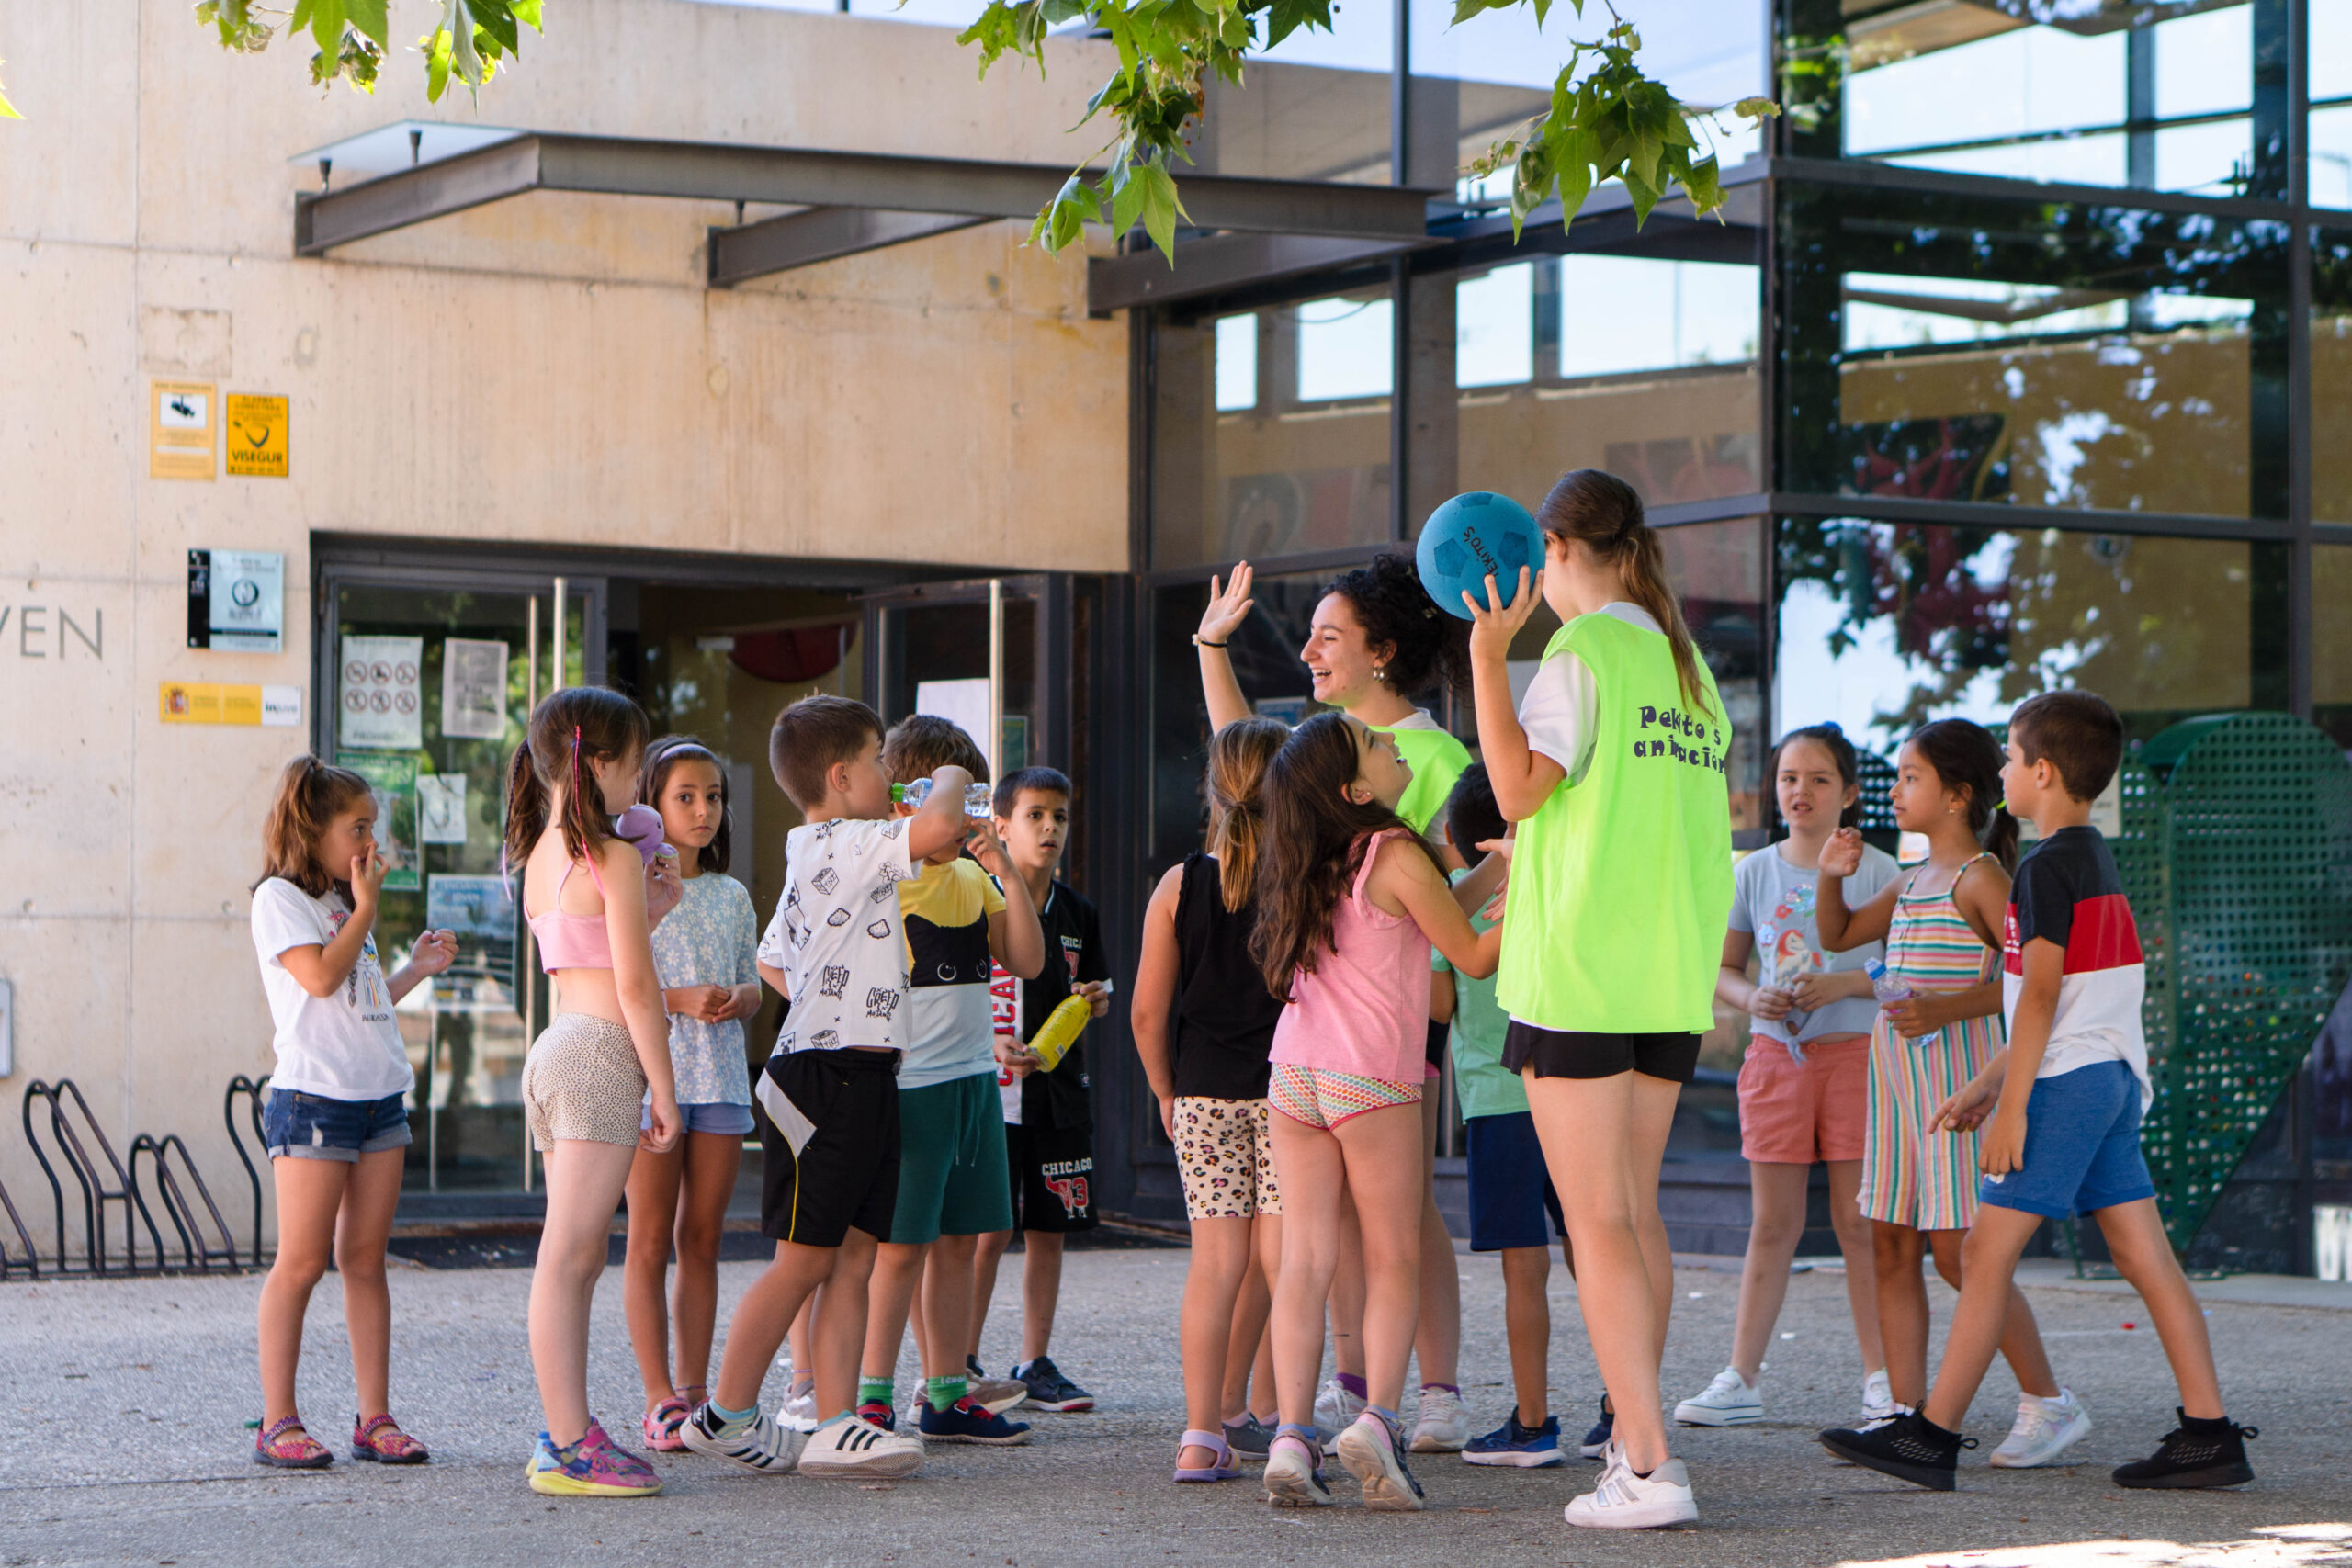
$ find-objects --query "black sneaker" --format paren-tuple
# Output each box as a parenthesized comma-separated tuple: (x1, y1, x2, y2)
(1579, 1399, 1614, 1460)
(1015, 1354, 1095, 1413)
(2112, 1411, 2256, 1490)
(1223, 1414, 1274, 1461)
(1819, 1410, 1975, 1492)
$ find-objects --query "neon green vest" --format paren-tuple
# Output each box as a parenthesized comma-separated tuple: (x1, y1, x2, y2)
(1496, 614, 1734, 1034)
(1374, 717, 1472, 836)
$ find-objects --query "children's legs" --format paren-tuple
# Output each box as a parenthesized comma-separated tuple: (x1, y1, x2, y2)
(671, 1131, 741, 1397)
(257, 1156, 354, 1428)
(2093, 1198, 2224, 1420)
(1499, 1245, 1552, 1426)
(1250, 1213, 1283, 1418)
(970, 1228, 1013, 1359)
(1526, 1070, 1682, 1474)
(1872, 1221, 1929, 1407)
(1223, 1247, 1271, 1420)
(1182, 1214, 1256, 1466)
(786, 1295, 816, 1385)
(1020, 1232, 1065, 1363)
(1825, 1160, 1884, 1375)
(861, 1241, 930, 1389)
(1268, 1113, 1346, 1429)
(1728, 1160, 1811, 1383)
(1921, 1206, 2043, 1429)
(527, 1139, 640, 1447)
(1329, 1191, 1367, 1382)
(810, 1230, 879, 1418)
(1414, 1091, 1461, 1390)
(1926, 1227, 2059, 1399)
(1332, 1102, 1428, 1413)
(333, 1146, 406, 1418)
(922, 1233, 978, 1382)
(709, 1237, 841, 1415)
(621, 1142, 684, 1409)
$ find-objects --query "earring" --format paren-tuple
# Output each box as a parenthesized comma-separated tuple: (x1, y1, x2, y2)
(1374, 665, 1387, 682)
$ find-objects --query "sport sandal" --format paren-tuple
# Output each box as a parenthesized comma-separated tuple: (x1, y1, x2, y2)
(1174, 1428, 1242, 1483)
(254, 1415, 332, 1470)
(351, 1414, 428, 1464)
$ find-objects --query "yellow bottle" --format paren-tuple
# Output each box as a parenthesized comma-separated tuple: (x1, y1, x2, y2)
(1026, 993, 1092, 1072)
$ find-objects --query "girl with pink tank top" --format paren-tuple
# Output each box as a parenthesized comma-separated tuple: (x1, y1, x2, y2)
(1248, 713, 1504, 1514)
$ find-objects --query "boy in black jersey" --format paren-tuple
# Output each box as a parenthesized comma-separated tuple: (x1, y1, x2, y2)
(971, 768, 1113, 1413)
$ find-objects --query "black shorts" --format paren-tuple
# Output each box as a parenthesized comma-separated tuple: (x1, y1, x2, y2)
(1423, 1015, 1449, 1069)
(757, 1048, 901, 1249)
(1500, 1022, 1702, 1086)
(1003, 1121, 1099, 1235)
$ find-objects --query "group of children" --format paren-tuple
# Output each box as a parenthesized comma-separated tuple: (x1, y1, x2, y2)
(242, 462, 2256, 1530)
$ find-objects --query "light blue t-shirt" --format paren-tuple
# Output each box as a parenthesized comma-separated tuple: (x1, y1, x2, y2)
(1727, 841, 1900, 1050)
(649, 871, 759, 1106)
(1439, 869, 1520, 1120)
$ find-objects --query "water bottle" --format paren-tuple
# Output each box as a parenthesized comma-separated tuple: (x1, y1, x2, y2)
(1025, 992, 1093, 1072)
(894, 778, 995, 819)
(1864, 957, 1912, 1008)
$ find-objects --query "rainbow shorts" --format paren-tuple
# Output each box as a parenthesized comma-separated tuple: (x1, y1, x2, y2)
(1267, 1062, 1421, 1131)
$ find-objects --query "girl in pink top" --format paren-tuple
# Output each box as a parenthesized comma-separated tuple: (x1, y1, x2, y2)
(1250, 713, 1502, 1513)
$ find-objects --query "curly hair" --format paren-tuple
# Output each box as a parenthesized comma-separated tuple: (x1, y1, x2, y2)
(1325, 552, 1468, 698)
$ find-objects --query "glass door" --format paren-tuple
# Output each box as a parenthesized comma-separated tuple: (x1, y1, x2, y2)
(320, 570, 599, 1193)
(869, 577, 1054, 779)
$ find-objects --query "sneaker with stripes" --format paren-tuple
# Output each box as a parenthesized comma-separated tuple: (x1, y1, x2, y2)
(799, 1412, 925, 1479)
(679, 1403, 805, 1475)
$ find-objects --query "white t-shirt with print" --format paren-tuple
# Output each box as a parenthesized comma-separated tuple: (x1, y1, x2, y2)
(249, 878, 413, 1101)
(759, 816, 916, 1055)
(1516, 601, 1664, 784)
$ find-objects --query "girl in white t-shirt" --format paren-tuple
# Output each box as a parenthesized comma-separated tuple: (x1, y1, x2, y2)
(248, 756, 456, 1470)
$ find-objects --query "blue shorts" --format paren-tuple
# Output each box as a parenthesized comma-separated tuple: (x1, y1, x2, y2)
(263, 1089, 411, 1162)
(640, 1100, 757, 1136)
(1977, 1059, 2155, 1219)
(1464, 1111, 1565, 1252)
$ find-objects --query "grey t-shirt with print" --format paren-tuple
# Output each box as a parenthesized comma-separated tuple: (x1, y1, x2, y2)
(1728, 841, 1901, 1047)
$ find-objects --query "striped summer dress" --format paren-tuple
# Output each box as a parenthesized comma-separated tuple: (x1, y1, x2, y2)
(1857, 853, 2007, 1231)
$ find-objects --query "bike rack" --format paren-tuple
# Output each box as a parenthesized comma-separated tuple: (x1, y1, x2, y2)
(129, 1134, 241, 1273)
(224, 1075, 270, 1269)
(0, 1171, 35, 1280)
(20, 1080, 165, 1275)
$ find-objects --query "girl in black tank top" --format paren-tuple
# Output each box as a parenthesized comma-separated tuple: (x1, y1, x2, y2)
(1171, 852, 1284, 1100)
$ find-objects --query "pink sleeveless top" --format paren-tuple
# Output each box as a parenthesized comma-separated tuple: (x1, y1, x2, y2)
(1268, 828, 1433, 1084)
(526, 806, 667, 973)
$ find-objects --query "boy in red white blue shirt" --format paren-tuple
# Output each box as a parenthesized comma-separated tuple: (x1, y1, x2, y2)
(1819, 691, 2255, 1494)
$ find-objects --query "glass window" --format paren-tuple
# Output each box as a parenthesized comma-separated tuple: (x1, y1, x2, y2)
(1659, 520, 1766, 832)
(1195, 0, 1393, 186)
(2315, 1, 2352, 209)
(1149, 282, 1396, 568)
(1773, 520, 2273, 754)
(2317, 547, 2352, 756)
(2318, 228, 2352, 524)
(1455, 260, 1534, 388)
(1563, 254, 1758, 376)
(1777, 180, 2287, 516)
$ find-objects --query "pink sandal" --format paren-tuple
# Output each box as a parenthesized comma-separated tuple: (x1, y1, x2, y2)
(642, 1396, 690, 1453)
(1174, 1428, 1243, 1483)
(351, 1414, 428, 1465)
(254, 1415, 332, 1470)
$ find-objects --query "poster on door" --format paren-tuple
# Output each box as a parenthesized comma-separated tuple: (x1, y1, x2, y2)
(340, 635, 424, 750)
(440, 637, 510, 740)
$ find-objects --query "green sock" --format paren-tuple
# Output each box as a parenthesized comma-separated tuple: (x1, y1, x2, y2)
(858, 1377, 893, 1410)
(926, 1374, 967, 1412)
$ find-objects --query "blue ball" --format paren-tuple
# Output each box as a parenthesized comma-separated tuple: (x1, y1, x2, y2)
(1417, 491, 1541, 620)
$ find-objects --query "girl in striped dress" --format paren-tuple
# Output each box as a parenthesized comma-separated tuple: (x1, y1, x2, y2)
(1816, 720, 2066, 1428)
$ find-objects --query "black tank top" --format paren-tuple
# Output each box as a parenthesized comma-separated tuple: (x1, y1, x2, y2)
(1171, 852, 1283, 1100)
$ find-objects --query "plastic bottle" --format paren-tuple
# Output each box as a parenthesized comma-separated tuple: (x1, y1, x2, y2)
(1864, 957, 1912, 1007)
(1025, 992, 1092, 1072)
(893, 778, 996, 818)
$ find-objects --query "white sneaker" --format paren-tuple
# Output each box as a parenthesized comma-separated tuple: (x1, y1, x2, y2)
(1409, 1386, 1472, 1453)
(780, 1384, 819, 1433)
(1262, 1434, 1333, 1507)
(1673, 1366, 1762, 1427)
(1989, 1389, 2092, 1468)
(1335, 1413, 1427, 1511)
(798, 1413, 924, 1479)
(1861, 1370, 1896, 1423)
(679, 1403, 806, 1473)
(1564, 1444, 1697, 1529)
(1312, 1378, 1364, 1437)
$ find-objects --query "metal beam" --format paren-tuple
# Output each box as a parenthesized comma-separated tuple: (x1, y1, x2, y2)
(1089, 232, 1438, 315)
(295, 131, 1442, 258)
(709, 208, 988, 287)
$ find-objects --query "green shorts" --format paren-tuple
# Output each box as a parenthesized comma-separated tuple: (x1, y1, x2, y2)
(888, 1070, 1014, 1245)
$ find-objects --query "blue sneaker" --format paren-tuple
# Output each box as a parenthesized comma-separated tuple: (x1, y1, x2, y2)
(917, 1395, 1031, 1446)
(1579, 1401, 1613, 1460)
(1463, 1409, 1565, 1469)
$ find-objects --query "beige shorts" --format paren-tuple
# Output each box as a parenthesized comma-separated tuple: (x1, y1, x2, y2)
(521, 1012, 647, 1152)
(1173, 1096, 1282, 1220)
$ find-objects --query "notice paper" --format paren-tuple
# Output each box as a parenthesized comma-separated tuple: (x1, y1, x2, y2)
(340, 635, 423, 750)
(440, 637, 510, 740)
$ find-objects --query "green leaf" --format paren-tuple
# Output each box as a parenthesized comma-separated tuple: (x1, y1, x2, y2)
(473, 2, 523, 59)
(424, 25, 453, 101)
(1732, 95, 1781, 120)
(1263, 0, 1329, 47)
(1621, 159, 1659, 227)
(510, 0, 544, 29)
(1681, 152, 1724, 219)
(307, 0, 345, 55)
(447, 3, 485, 87)
(0, 56, 19, 121)
(1555, 123, 1596, 220)
(345, 0, 390, 47)
(1136, 158, 1185, 263)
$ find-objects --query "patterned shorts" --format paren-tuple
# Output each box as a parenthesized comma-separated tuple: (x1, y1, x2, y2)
(521, 1012, 648, 1153)
(1172, 1097, 1282, 1220)
(1266, 1062, 1421, 1132)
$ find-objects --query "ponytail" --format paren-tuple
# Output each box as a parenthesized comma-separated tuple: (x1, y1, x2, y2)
(254, 754, 375, 897)
(1906, 718, 2018, 873)
(1206, 717, 1287, 913)
(1533, 468, 1714, 718)
(504, 686, 652, 871)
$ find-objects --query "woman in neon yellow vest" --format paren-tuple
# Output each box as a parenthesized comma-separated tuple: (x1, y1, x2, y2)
(1462, 470, 1733, 1531)
(1195, 554, 1476, 1450)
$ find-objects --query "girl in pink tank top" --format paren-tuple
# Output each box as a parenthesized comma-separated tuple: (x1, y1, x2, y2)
(1249, 713, 1503, 1511)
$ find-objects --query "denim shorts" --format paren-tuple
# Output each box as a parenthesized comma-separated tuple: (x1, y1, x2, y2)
(1977, 1059, 2156, 1220)
(1464, 1111, 1565, 1253)
(640, 1100, 756, 1137)
(262, 1089, 412, 1162)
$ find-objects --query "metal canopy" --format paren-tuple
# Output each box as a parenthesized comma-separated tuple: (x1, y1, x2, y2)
(293, 131, 1442, 280)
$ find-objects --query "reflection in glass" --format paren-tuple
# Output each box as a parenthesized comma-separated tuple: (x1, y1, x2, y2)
(1772, 520, 2267, 755)
(1194, 0, 1392, 184)
(1150, 286, 1395, 568)
(2316, 547, 2352, 754)
(1456, 261, 1533, 388)
(1657, 520, 1765, 831)
(2318, 230, 2352, 524)
(1564, 255, 1758, 376)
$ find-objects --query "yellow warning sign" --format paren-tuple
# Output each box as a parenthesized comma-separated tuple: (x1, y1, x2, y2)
(224, 394, 288, 478)
(149, 379, 216, 481)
